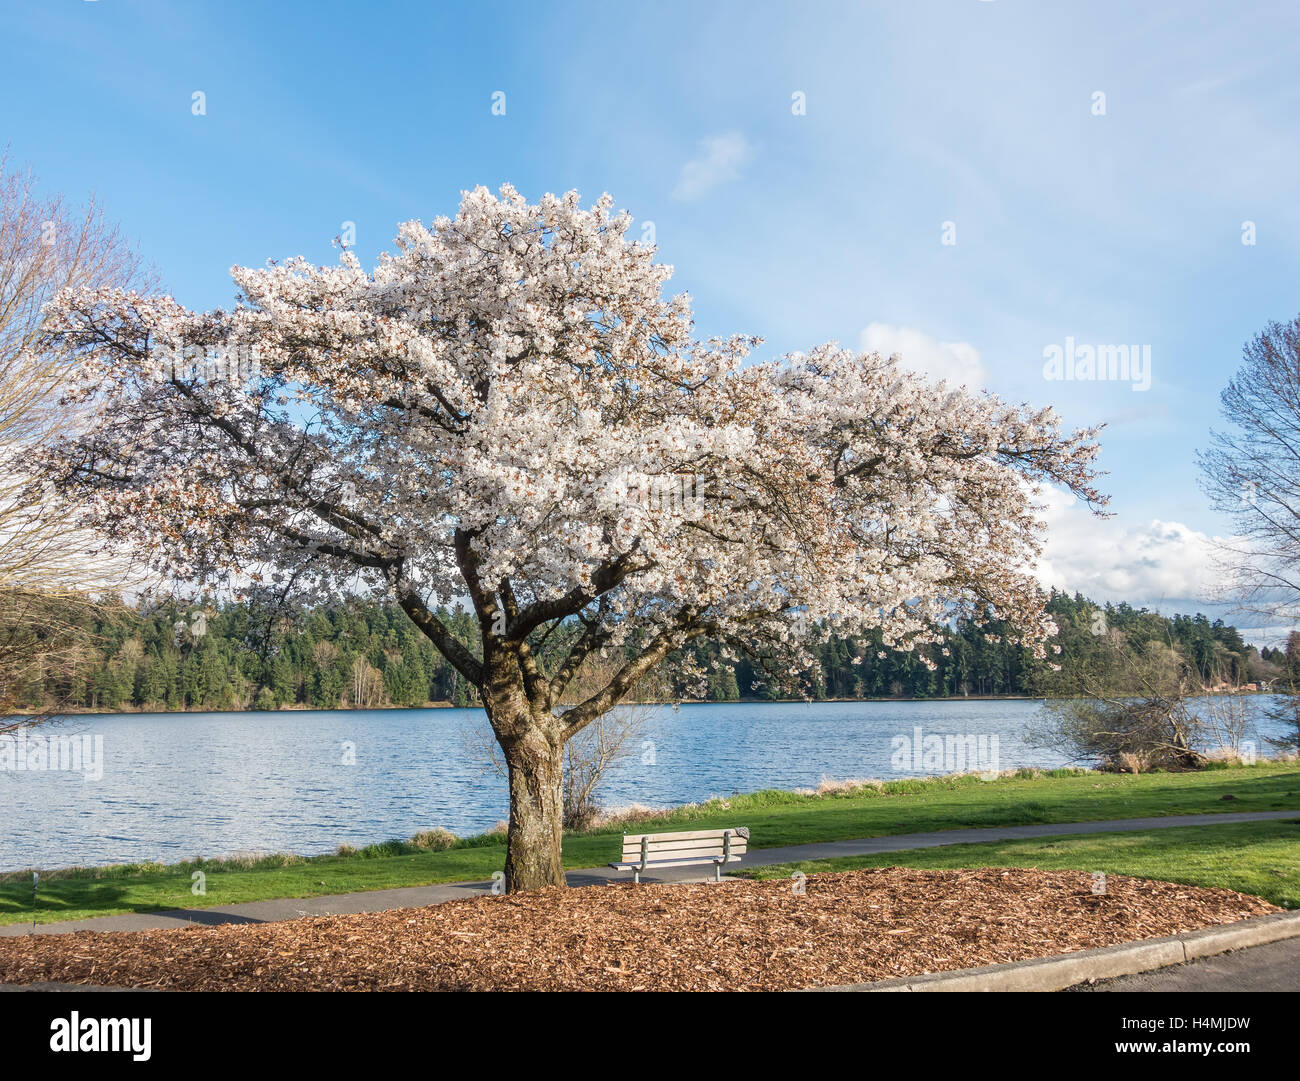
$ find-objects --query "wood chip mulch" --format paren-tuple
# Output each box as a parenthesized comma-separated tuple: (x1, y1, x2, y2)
(0, 868, 1279, 991)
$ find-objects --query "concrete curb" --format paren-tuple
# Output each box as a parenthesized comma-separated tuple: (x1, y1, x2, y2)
(808, 909, 1300, 992)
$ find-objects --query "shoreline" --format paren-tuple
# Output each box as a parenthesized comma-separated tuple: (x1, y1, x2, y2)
(5, 689, 1275, 719)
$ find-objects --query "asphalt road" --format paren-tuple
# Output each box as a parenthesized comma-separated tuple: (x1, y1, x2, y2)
(1070, 937, 1300, 991)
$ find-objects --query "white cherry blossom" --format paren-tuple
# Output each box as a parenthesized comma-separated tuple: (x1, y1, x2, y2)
(35, 186, 1105, 890)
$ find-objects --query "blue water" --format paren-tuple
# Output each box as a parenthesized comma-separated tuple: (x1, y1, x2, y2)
(0, 698, 1291, 870)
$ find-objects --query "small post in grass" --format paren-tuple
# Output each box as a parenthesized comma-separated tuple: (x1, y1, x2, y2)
(31, 871, 38, 934)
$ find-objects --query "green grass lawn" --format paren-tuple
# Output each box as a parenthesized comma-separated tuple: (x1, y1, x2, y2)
(3, 760, 1298, 925)
(738, 818, 1300, 909)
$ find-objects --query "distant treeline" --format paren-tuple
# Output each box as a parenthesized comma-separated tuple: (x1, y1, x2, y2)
(18, 590, 1278, 713)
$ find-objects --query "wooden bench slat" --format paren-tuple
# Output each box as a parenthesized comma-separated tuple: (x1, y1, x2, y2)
(619, 841, 747, 860)
(619, 835, 747, 852)
(610, 853, 744, 870)
(622, 829, 744, 844)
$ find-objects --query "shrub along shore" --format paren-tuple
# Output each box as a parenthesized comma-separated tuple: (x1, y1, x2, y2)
(2, 760, 1297, 925)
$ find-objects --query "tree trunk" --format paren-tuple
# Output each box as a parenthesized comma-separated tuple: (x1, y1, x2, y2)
(500, 724, 566, 892)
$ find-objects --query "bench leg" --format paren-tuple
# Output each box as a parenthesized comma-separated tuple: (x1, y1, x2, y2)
(715, 863, 721, 883)
(633, 870, 640, 884)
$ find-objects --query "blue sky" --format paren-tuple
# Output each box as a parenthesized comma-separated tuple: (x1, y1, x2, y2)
(5, 0, 1299, 638)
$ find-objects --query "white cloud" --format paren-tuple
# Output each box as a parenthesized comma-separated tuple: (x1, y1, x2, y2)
(672, 132, 753, 201)
(1034, 486, 1222, 607)
(859, 323, 986, 388)
(1234, 626, 1297, 649)
(1031, 491, 1300, 645)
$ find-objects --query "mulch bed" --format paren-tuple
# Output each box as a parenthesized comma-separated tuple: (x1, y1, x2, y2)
(0, 868, 1279, 991)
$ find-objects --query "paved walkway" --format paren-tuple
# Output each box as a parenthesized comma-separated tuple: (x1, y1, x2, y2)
(3, 809, 1295, 937)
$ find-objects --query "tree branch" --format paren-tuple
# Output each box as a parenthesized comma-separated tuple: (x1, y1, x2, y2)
(396, 590, 484, 685)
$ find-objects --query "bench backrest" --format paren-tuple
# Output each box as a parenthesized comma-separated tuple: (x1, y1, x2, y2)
(619, 828, 748, 864)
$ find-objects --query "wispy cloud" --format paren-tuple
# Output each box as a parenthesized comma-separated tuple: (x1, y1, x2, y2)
(859, 323, 986, 388)
(672, 132, 753, 201)
(1034, 489, 1300, 644)
(1035, 487, 1221, 608)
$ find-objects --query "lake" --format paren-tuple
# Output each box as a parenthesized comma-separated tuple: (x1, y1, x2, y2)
(0, 698, 1292, 871)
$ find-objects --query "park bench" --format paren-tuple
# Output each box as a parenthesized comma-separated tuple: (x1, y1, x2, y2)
(610, 827, 749, 883)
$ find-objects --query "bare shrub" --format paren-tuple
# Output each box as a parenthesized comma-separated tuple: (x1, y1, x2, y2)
(410, 828, 456, 852)
(586, 803, 670, 830)
(560, 703, 652, 830)
(0, 155, 149, 728)
(1030, 639, 1208, 771)
(1262, 680, 1300, 754)
(1199, 693, 1254, 759)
